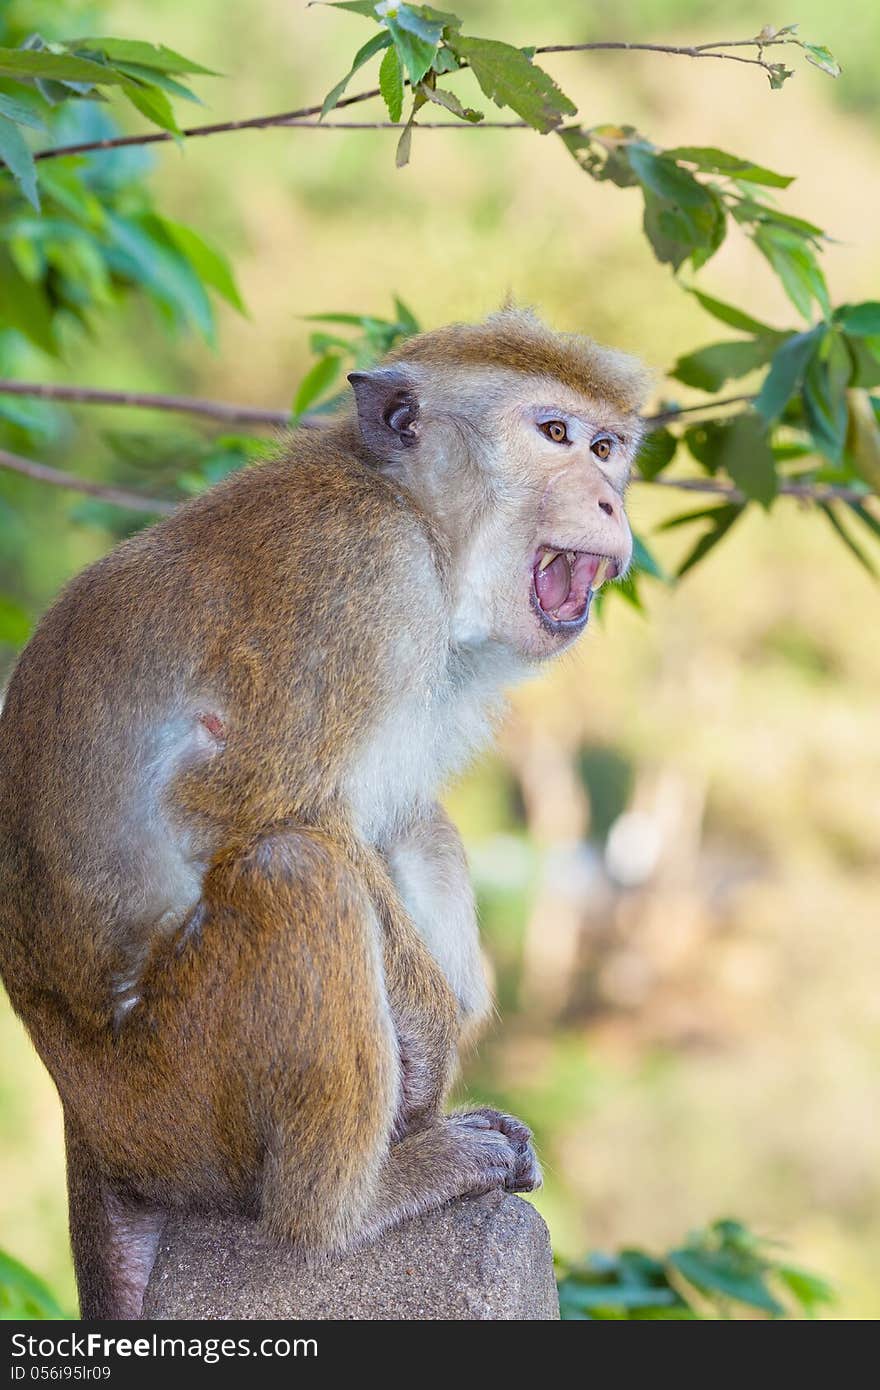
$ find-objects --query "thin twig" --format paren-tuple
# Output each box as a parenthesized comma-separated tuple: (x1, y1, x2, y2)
(644, 394, 755, 428)
(636, 473, 873, 506)
(0, 378, 291, 427)
(23, 35, 801, 165)
(0, 448, 176, 514)
(536, 39, 790, 76)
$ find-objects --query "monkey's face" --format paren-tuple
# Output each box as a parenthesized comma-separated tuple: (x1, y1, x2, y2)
(423, 376, 638, 665)
(350, 352, 643, 667)
(487, 388, 636, 662)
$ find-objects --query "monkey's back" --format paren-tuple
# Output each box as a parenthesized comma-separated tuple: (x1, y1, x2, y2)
(0, 424, 448, 1020)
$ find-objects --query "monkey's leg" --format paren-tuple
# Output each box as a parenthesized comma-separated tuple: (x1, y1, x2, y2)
(384, 801, 491, 1048)
(205, 828, 530, 1253)
(65, 1118, 165, 1320)
(382, 805, 541, 1190)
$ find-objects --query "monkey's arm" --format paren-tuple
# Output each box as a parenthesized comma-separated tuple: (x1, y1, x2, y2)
(379, 809, 541, 1189)
(384, 803, 491, 1046)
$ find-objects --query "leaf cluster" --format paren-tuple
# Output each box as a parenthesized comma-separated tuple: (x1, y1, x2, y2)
(557, 1217, 834, 1320)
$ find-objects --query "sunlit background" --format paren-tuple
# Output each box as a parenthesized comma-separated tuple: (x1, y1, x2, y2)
(1, 0, 879, 1317)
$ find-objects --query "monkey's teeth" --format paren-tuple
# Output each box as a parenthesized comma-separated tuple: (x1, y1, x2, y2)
(538, 549, 560, 572)
(591, 558, 610, 590)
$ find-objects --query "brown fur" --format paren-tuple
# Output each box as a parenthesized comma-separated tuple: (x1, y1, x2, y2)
(0, 311, 645, 1318)
(385, 307, 652, 414)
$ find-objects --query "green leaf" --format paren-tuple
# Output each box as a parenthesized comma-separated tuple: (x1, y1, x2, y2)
(658, 502, 736, 531)
(385, 12, 441, 86)
(122, 80, 180, 135)
(637, 427, 677, 480)
(719, 412, 778, 508)
(560, 124, 642, 187)
(735, 200, 826, 244)
(669, 1248, 785, 1314)
(0, 1247, 65, 1318)
(767, 63, 795, 90)
(161, 219, 246, 314)
(688, 289, 785, 338)
(631, 533, 668, 581)
(847, 391, 880, 490)
(802, 44, 841, 78)
(414, 6, 462, 31)
(105, 212, 215, 343)
(559, 1283, 679, 1310)
(0, 114, 39, 209)
(321, 1, 381, 16)
(820, 503, 877, 576)
(802, 331, 851, 462)
(112, 63, 204, 105)
(0, 46, 133, 86)
(755, 328, 822, 420)
(754, 226, 830, 322)
(379, 44, 405, 122)
(847, 337, 880, 390)
(672, 339, 778, 392)
(664, 146, 793, 188)
(674, 504, 743, 577)
(0, 597, 30, 646)
(393, 295, 420, 335)
(628, 145, 713, 208)
(396, 107, 415, 166)
(450, 36, 576, 134)
(395, 89, 426, 167)
(849, 500, 880, 543)
(775, 1264, 835, 1318)
(624, 145, 729, 271)
(392, 5, 446, 44)
(321, 30, 391, 118)
(689, 190, 727, 271)
(432, 46, 460, 74)
(293, 353, 343, 416)
(74, 37, 216, 76)
(0, 245, 57, 354)
(417, 80, 482, 121)
(0, 92, 46, 128)
(836, 302, 880, 337)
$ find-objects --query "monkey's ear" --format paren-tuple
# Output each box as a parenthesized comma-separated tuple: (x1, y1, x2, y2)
(348, 368, 420, 458)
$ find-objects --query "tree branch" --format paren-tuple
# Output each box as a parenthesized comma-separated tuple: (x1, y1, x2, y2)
(0, 378, 291, 427)
(644, 394, 756, 429)
(0, 448, 176, 514)
(24, 35, 803, 165)
(636, 473, 873, 506)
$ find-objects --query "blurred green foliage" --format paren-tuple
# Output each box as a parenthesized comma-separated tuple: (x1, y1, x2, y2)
(0, 0, 878, 1323)
(0, 1247, 65, 1319)
(557, 1218, 834, 1319)
(0, 1, 877, 636)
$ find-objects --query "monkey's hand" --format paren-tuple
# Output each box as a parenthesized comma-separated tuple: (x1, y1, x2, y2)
(449, 1108, 542, 1194)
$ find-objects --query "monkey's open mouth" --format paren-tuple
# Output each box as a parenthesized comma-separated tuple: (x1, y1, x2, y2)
(531, 546, 620, 631)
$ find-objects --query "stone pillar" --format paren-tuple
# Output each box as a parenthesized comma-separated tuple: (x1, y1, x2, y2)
(143, 1191, 559, 1320)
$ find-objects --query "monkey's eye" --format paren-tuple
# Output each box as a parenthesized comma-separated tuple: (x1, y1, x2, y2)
(591, 434, 614, 461)
(539, 420, 569, 444)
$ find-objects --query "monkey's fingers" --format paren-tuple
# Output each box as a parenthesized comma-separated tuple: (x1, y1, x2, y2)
(454, 1107, 531, 1144)
(454, 1108, 542, 1193)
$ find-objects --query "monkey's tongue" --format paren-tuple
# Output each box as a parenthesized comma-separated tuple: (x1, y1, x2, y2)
(535, 552, 573, 613)
(534, 550, 614, 622)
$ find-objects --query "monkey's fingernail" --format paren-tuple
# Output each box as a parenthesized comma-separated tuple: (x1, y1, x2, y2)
(538, 549, 560, 572)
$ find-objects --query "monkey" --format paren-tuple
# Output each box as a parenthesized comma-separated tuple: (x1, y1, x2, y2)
(0, 308, 650, 1320)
